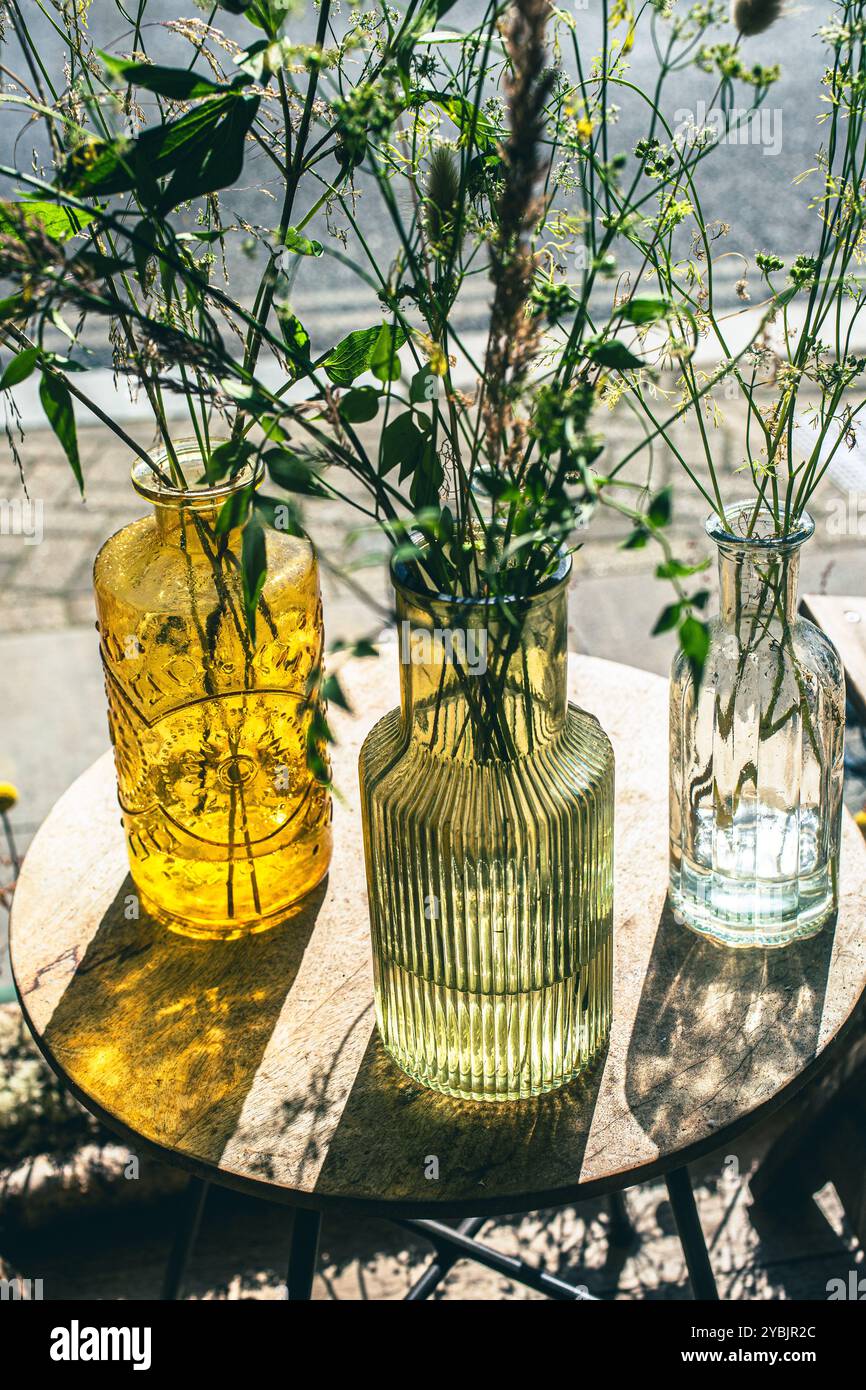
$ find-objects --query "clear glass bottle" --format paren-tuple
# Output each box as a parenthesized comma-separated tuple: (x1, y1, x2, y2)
(93, 445, 331, 939)
(669, 503, 845, 948)
(359, 555, 614, 1101)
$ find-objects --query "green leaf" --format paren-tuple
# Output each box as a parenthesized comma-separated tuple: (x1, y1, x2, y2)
(207, 438, 257, 483)
(621, 525, 649, 550)
(70, 248, 134, 277)
(410, 441, 444, 507)
(265, 447, 329, 497)
(410, 367, 439, 403)
(280, 226, 324, 258)
(321, 324, 406, 387)
(215, 484, 253, 533)
(39, 373, 83, 495)
(679, 615, 711, 688)
(647, 486, 673, 528)
(236, 39, 274, 81)
(346, 637, 378, 659)
(420, 91, 498, 151)
(652, 602, 682, 635)
(622, 297, 671, 325)
(305, 705, 333, 786)
(370, 324, 404, 383)
(99, 52, 247, 99)
(60, 102, 230, 197)
(158, 93, 261, 213)
(220, 377, 273, 414)
(275, 309, 313, 376)
(40, 351, 87, 373)
(60, 93, 260, 213)
(656, 557, 711, 580)
(176, 228, 228, 244)
(380, 411, 428, 479)
(415, 27, 502, 45)
(0, 199, 94, 243)
(321, 674, 351, 712)
(392, 541, 425, 563)
(588, 339, 644, 371)
(339, 387, 379, 423)
(0, 348, 39, 390)
(241, 516, 267, 637)
(252, 492, 305, 536)
(131, 219, 159, 282)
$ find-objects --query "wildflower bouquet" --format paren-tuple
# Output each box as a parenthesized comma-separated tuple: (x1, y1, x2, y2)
(0, 0, 784, 675)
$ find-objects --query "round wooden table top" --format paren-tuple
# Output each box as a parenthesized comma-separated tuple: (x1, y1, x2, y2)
(10, 654, 866, 1218)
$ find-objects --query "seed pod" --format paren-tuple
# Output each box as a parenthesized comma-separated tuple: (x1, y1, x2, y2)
(424, 147, 461, 249)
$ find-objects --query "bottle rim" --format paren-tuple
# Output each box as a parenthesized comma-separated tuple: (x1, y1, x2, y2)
(131, 440, 263, 507)
(391, 547, 572, 610)
(705, 501, 815, 551)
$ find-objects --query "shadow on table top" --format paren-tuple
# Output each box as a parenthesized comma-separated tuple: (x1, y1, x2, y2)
(39, 873, 325, 1172)
(626, 900, 835, 1154)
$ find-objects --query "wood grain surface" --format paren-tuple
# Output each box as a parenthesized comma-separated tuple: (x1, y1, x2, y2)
(10, 654, 866, 1217)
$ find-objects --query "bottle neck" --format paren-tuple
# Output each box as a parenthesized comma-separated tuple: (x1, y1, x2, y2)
(132, 448, 255, 554)
(152, 500, 240, 552)
(716, 541, 802, 631)
(396, 580, 569, 764)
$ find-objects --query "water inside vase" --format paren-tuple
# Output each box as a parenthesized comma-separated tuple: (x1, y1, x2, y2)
(672, 805, 835, 947)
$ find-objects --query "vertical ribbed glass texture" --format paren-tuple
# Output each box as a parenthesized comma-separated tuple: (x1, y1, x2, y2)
(669, 503, 845, 949)
(93, 446, 331, 939)
(359, 557, 614, 1101)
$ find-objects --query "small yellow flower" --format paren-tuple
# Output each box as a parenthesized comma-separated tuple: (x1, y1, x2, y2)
(0, 782, 19, 814)
(576, 117, 594, 143)
(856, 807, 866, 835)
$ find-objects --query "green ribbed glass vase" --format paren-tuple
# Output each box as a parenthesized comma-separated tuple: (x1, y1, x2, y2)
(359, 555, 614, 1101)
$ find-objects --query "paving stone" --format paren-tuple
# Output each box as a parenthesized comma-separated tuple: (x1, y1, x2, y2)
(0, 596, 68, 632)
(8, 536, 92, 594)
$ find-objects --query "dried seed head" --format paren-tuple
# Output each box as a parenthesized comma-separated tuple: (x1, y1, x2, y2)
(424, 146, 461, 249)
(731, 0, 783, 37)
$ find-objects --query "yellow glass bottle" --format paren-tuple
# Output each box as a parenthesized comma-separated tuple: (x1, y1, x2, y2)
(359, 554, 614, 1101)
(93, 445, 331, 939)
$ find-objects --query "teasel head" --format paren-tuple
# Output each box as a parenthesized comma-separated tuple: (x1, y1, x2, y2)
(731, 0, 784, 37)
(483, 0, 556, 478)
(424, 146, 462, 253)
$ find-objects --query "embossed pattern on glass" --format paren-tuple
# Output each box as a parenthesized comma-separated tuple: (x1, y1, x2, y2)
(669, 504, 845, 949)
(359, 558, 614, 1101)
(93, 447, 331, 939)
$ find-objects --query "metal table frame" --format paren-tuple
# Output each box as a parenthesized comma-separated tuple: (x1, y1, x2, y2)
(161, 1166, 719, 1302)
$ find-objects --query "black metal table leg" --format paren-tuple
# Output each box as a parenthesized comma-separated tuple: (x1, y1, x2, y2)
(161, 1176, 209, 1301)
(394, 1218, 597, 1300)
(607, 1190, 637, 1248)
(405, 1217, 486, 1300)
(665, 1166, 719, 1300)
(287, 1207, 322, 1301)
